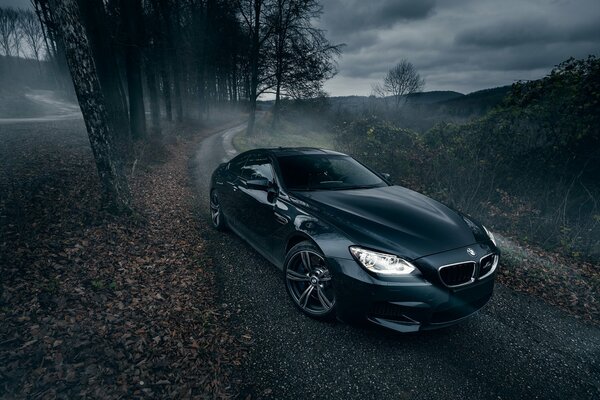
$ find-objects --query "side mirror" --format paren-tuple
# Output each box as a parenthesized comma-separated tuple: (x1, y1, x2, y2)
(381, 172, 391, 182)
(246, 178, 270, 190)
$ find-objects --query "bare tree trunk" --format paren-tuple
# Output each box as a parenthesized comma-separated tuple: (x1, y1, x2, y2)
(48, 0, 131, 213)
(121, 0, 146, 140)
(171, 5, 184, 122)
(196, 4, 207, 119)
(203, 0, 216, 116)
(157, 0, 183, 123)
(146, 55, 161, 138)
(246, 0, 262, 136)
(172, 61, 184, 122)
(231, 55, 238, 102)
(272, 1, 284, 127)
(158, 45, 172, 121)
(34, 0, 71, 92)
(78, 0, 130, 147)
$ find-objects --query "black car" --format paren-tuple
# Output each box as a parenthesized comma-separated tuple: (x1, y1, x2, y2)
(209, 148, 499, 332)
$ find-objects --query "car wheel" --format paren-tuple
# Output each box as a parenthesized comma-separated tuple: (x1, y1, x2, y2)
(209, 189, 227, 231)
(284, 241, 336, 319)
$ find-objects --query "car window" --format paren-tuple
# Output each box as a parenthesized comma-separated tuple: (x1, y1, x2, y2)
(228, 155, 248, 176)
(241, 155, 275, 182)
(276, 154, 386, 190)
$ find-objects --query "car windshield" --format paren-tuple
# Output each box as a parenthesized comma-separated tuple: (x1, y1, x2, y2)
(276, 154, 387, 191)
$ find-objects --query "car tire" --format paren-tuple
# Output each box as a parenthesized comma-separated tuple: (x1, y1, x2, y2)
(284, 241, 336, 320)
(209, 189, 228, 231)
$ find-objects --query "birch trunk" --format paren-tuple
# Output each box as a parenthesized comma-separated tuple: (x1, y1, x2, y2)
(48, 0, 131, 213)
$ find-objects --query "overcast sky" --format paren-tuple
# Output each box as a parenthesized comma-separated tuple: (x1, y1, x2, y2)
(3, 0, 598, 95)
(319, 0, 600, 95)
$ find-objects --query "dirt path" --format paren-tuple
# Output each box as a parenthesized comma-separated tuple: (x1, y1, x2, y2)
(0, 90, 81, 124)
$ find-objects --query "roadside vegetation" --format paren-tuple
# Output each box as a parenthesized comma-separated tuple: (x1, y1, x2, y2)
(336, 57, 599, 263)
(234, 109, 334, 151)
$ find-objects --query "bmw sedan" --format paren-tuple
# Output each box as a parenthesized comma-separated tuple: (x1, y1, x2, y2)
(209, 148, 499, 332)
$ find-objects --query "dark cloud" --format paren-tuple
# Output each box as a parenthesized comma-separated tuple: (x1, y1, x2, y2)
(338, 31, 379, 52)
(3, 0, 598, 95)
(321, 0, 436, 35)
(456, 18, 600, 48)
(321, 0, 600, 95)
(456, 19, 557, 47)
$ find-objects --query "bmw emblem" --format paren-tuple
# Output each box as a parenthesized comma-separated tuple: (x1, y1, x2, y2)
(467, 248, 476, 257)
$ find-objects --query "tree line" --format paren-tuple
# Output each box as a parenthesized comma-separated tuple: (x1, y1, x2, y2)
(9, 0, 340, 212)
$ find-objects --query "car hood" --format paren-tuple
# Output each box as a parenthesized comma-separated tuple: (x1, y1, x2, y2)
(293, 186, 483, 260)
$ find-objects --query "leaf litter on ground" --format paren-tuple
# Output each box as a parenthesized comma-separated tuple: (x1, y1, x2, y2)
(0, 119, 248, 399)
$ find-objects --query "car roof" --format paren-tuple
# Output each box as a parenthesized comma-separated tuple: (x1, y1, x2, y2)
(253, 147, 347, 157)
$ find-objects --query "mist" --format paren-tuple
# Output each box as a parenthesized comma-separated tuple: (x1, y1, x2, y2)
(0, 0, 598, 399)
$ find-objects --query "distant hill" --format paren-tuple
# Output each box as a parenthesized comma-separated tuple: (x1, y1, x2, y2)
(266, 86, 513, 127)
(327, 91, 465, 109)
(405, 90, 464, 104)
(435, 85, 512, 116)
(326, 87, 511, 114)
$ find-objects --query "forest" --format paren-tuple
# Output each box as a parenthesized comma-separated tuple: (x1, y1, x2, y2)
(1, 0, 340, 211)
(0, 0, 599, 398)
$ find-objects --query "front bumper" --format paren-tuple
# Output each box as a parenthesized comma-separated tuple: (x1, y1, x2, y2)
(328, 246, 497, 333)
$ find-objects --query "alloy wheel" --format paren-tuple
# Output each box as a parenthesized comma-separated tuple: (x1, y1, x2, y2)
(210, 191, 221, 227)
(285, 250, 335, 316)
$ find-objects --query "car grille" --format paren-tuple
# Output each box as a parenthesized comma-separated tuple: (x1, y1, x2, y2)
(439, 262, 475, 287)
(479, 254, 497, 278)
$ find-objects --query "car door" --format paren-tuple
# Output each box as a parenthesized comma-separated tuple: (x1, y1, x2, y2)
(237, 153, 282, 254)
(219, 154, 248, 229)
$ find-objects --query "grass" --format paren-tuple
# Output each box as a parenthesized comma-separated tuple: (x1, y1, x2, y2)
(233, 112, 335, 151)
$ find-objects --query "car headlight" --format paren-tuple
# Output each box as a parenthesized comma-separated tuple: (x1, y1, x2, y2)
(483, 225, 497, 247)
(349, 246, 416, 276)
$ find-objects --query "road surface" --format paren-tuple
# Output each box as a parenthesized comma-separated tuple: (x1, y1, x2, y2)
(0, 90, 81, 125)
(192, 123, 600, 400)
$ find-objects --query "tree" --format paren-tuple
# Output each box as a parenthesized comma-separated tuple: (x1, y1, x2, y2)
(0, 8, 17, 57)
(11, 8, 22, 57)
(155, 0, 184, 123)
(47, 0, 131, 213)
(78, 0, 130, 147)
(373, 59, 425, 108)
(20, 10, 45, 66)
(33, 0, 72, 91)
(0, 7, 22, 58)
(120, 0, 147, 139)
(237, 0, 274, 135)
(268, 0, 341, 124)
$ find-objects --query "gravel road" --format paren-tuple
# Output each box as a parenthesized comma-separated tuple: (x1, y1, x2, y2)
(192, 123, 600, 400)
